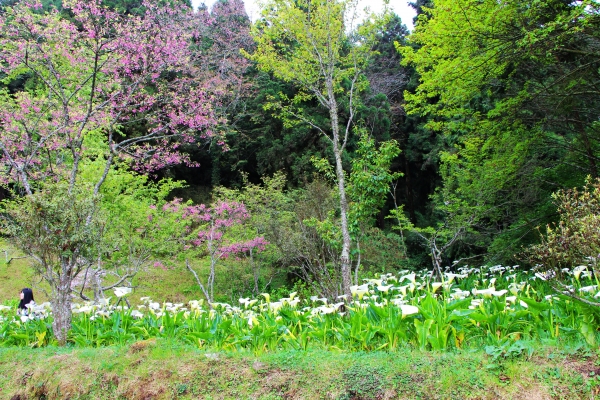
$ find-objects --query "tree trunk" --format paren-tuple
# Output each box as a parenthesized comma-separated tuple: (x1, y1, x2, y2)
(209, 257, 216, 303)
(52, 274, 72, 346)
(431, 244, 443, 280)
(250, 248, 259, 296)
(332, 124, 352, 300)
(186, 259, 212, 308)
(93, 268, 104, 302)
(326, 70, 352, 300)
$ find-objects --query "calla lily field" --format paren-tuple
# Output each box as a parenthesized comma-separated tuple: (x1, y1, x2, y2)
(2, 264, 598, 353)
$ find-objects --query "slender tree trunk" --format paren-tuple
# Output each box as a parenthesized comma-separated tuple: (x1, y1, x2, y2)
(209, 257, 216, 303)
(429, 234, 447, 279)
(322, 60, 353, 300)
(431, 249, 443, 280)
(354, 239, 361, 286)
(52, 271, 72, 346)
(331, 115, 352, 300)
(186, 259, 212, 308)
(575, 113, 598, 178)
(250, 248, 259, 296)
(93, 268, 103, 302)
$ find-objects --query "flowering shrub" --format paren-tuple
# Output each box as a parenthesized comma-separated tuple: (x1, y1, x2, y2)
(525, 178, 600, 307)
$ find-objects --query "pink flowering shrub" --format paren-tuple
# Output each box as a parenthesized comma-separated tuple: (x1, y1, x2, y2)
(159, 199, 268, 302)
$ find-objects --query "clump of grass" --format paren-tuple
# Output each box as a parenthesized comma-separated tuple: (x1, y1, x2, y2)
(340, 364, 386, 399)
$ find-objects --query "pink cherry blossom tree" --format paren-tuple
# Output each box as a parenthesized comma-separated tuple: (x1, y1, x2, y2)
(161, 199, 268, 303)
(0, 0, 233, 344)
(0, 0, 219, 194)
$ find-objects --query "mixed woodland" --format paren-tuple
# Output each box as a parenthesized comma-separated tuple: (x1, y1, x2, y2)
(0, 0, 599, 349)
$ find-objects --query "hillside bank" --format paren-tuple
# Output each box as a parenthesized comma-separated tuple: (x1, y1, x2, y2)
(0, 340, 595, 399)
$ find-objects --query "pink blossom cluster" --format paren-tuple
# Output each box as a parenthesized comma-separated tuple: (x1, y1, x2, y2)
(160, 198, 267, 259)
(0, 0, 250, 192)
(220, 237, 269, 258)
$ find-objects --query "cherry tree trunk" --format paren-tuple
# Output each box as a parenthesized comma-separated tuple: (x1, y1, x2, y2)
(52, 274, 73, 346)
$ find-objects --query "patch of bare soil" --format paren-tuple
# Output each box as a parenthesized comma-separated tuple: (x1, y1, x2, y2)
(562, 354, 600, 378)
(559, 354, 600, 397)
(511, 383, 552, 400)
(129, 338, 157, 354)
(120, 372, 169, 400)
(252, 367, 303, 400)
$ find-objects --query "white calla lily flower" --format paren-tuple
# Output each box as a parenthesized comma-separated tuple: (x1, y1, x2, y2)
(268, 301, 283, 312)
(351, 284, 370, 300)
(469, 299, 483, 309)
(98, 297, 111, 306)
(391, 298, 406, 306)
(431, 282, 443, 293)
(377, 284, 393, 293)
(473, 287, 494, 297)
(450, 289, 470, 300)
(519, 300, 528, 308)
(573, 265, 587, 280)
(400, 304, 419, 317)
(114, 287, 132, 298)
(396, 285, 409, 296)
(400, 273, 416, 283)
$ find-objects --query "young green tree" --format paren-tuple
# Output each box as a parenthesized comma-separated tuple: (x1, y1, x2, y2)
(397, 0, 600, 263)
(313, 132, 401, 285)
(1, 183, 104, 343)
(244, 0, 384, 298)
(75, 150, 184, 302)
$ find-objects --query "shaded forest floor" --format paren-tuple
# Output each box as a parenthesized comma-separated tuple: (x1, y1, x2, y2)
(0, 339, 597, 399)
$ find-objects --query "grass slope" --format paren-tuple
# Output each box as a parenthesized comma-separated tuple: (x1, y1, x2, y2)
(0, 339, 597, 399)
(0, 239, 284, 307)
(0, 243, 45, 305)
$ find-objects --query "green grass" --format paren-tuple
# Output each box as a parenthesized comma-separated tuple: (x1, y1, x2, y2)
(0, 339, 596, 399)
(0, 244, 213, 307)
(132, 257, 286, 305)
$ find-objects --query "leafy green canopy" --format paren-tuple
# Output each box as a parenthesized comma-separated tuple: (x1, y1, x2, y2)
(398, 0, 600, 263)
